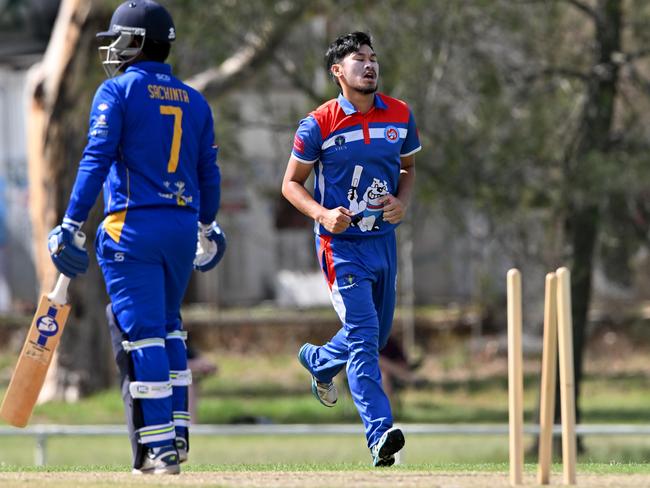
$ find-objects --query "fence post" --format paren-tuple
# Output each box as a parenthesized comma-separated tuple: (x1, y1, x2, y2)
(35, 433, 47, 466)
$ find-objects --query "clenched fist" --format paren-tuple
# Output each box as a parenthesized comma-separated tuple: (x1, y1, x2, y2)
(318, 206, 353, 234)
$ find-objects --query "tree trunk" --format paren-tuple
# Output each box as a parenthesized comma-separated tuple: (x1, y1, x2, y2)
(551, 0, 621, 455)
(28, 0, 312, 401)
(27, 0, 115, 401)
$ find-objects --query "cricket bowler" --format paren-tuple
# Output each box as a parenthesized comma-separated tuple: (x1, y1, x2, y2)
(281, 31, 421, 466)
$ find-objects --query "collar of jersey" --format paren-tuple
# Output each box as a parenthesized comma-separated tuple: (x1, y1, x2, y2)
(337, 93, 388, 115)
(126, 61, 172, 75)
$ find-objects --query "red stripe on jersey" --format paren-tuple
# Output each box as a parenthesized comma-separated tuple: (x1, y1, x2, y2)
(365, 96, 411, 124)
(362, 118, 370, 144)
(309, 93, 411, 141)
(318, 235, 336, 290)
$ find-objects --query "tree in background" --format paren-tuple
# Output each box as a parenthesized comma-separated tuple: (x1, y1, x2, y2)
(423, 0, 650, 448)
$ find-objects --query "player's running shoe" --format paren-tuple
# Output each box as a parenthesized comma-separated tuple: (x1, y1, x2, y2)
(132, 445, 180, 475)
(370, 427, 405, 467)
(298, 343, 337, 407)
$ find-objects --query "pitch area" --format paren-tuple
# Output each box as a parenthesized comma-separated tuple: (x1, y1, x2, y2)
(1, 464, 649, 488)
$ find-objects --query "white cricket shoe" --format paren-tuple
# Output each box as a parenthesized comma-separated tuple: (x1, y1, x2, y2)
(298, 343, 338, 407)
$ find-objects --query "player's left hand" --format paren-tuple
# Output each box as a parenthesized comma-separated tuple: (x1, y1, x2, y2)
(193, 221, 226, 272)
(380, 194, 406, 224)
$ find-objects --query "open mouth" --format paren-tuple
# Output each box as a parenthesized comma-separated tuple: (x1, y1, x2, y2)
(363, 72, 376, 80)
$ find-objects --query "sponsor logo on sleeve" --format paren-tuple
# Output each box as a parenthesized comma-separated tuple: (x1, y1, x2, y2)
(90, 114, 110, 138)
(293, 135, 305, 154)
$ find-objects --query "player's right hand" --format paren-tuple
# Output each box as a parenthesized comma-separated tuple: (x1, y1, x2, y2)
(318, 207, 352, 234)
(47, 222, 89, 278)
(193, 220, 227, 272)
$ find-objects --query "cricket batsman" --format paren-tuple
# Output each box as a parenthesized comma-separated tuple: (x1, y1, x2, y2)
(46, 0, 225, 475)
(281, 32, 420, 466)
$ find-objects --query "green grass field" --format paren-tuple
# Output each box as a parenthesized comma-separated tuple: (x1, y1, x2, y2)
(1, 433, 650, 467)
(13, 346, 650, 426)
(0, 331, 648, 481)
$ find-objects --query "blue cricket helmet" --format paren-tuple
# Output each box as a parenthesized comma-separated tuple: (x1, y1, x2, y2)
(97, 0, 175, 77)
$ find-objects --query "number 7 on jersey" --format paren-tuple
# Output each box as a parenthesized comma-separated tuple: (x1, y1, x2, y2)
(160, 105, 183, 173)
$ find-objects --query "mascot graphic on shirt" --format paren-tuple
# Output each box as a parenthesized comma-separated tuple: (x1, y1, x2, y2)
(347, 173, 389, 232)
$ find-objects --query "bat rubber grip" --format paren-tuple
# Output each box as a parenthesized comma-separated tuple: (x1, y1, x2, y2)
(45, 231, 85, 305)
(74, 231, 86, 247)
(48, 275, 71, 305)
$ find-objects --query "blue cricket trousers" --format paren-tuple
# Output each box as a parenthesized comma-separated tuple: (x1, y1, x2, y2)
(96, 207, 197, 447)
(301, 231, 397, 448)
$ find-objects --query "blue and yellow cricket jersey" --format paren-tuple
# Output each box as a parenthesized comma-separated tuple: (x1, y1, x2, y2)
(65, 61, 220, 239)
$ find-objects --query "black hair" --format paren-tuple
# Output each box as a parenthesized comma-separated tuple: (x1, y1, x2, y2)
(142, 38, 171, 62)
(325, 31, 374, 84)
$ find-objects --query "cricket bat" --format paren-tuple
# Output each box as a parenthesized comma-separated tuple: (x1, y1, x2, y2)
(0, 233, 84, 427)
(351, 164, 363, 189)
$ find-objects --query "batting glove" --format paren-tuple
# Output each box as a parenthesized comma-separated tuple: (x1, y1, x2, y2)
(193, 221, 226, 272)
(47, 218, 89, 278)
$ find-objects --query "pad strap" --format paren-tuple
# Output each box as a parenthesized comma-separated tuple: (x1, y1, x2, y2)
(166, 330, 188, 341)
(173, 410, 191, 427)
(122, 337, 165, 352)
(136, 422, 175, 445)
(129, 380, 173, 399)
(170, 369, 193, 386)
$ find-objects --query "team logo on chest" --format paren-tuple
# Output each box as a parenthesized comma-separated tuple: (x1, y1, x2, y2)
(384, 125, 400, 144)
(333, 135, 347, 151)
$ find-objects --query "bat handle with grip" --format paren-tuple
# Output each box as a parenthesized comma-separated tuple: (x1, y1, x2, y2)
(47, 231, 86, 306)
(48, 275, 70, 305)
